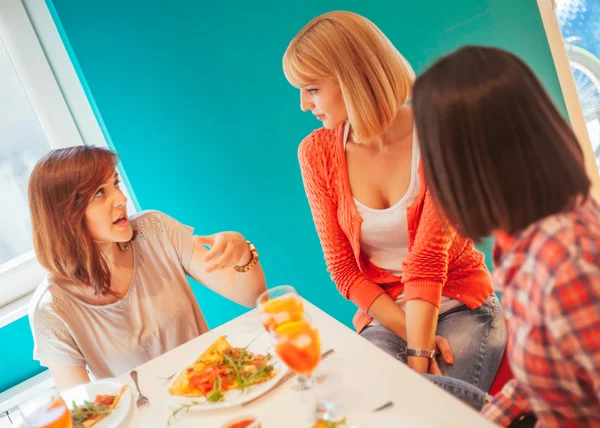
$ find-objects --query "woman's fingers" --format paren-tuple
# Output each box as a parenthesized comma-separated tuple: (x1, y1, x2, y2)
(204, 235, 227, 264)
(200, 232, 248, 272)
(214, 244, 238, 270)
(435, 336, 454, 365)
(428, 358, 443, 375)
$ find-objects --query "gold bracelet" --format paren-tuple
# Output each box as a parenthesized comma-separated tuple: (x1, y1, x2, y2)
(234, 241, 259, 273)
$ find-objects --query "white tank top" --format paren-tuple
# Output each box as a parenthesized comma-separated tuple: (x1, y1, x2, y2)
(343, 122, 464, 322)
(344, 122, 420, 277)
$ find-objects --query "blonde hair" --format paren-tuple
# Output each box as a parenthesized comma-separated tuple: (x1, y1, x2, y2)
(283, 11, 415, 142)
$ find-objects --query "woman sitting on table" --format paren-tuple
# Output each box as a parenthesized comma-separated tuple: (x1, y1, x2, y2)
(28, 146, 267, 391)
(411, 45, 600, 426)
(282, 10, 506, 390)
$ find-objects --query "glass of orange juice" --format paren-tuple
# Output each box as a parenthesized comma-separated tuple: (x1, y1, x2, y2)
(272, 318, 342, 423)
(257, 285, 309, 390)
(18, 388, 73, 428)
(256, 285, 304, 332)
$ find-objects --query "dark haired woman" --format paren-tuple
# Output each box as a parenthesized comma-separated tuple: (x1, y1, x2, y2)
(412, 45, 600, 426)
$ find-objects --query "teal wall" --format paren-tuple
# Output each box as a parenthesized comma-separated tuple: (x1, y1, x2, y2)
(1, 0, 565, 392)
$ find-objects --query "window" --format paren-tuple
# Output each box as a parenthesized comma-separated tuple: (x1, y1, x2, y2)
(0, 0, 136, 323)
(537, 0, 600, 196)
(0, 0, 83, 316)
(0, 34, 52, 308)
(556, 0, 600, 169)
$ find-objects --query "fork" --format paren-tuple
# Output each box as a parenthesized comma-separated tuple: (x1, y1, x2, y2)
(130, 370, 149, 409)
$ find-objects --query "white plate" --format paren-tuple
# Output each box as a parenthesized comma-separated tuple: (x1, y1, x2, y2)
(61, 378, 131, 428)
(166, 334, 288, 411)
(347, 412, 435, 428)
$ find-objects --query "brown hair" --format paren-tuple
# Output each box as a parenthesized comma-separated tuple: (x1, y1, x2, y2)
(28, 146, 119, 295)
(412, 46, 591, 241)
(283, 11, 415, 142)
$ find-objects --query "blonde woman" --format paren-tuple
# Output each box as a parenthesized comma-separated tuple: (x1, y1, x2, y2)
(283, 11, 506, 391)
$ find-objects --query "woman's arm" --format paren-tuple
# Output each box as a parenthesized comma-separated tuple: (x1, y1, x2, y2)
(187, 233, 267, 307)
(405, 299, 441, 373)
(47, 365, 90, 391)
(370, 294, 453, 373)
(298, 131, 385, 312)
(32, 301, 90, 392)
(367, 294, 407, 338)
(402, 191, 457, 373)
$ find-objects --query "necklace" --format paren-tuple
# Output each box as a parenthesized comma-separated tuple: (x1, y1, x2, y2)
(102, 245, 132, 298)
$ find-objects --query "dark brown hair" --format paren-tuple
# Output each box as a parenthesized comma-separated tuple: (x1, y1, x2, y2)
(412, 46, 591, 241)
(29, 146, 119, 295)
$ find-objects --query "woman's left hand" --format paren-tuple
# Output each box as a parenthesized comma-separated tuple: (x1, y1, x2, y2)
(195, 232, 251, 273)
(428, 335, 454, 375)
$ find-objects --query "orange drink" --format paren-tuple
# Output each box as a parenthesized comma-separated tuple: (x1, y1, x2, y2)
(20, 391, 73, 428)
(268, 307, 342, 423)
(273, 319, 321, 376)
(256, 286, 304, 331)
(260, 294, 304, 331)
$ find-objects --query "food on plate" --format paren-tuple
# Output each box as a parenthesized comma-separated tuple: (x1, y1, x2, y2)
(168, 336, 277, 401)
(70, 386, 127, 427)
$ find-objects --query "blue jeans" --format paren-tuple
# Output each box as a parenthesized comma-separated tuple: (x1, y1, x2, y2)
(359, 294, 507, 392)
(426, 376, 538, 427)
(425, 374, 489, 411)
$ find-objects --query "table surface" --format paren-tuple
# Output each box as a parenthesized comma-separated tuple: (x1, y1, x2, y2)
(117, 299, 495, 427)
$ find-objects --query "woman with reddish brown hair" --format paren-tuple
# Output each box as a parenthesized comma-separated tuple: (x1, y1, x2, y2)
(28, 146, 266, 390)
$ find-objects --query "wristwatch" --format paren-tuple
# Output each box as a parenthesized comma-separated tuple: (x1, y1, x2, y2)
(234, 241, 259, 273)
(406, 348, 436, 362)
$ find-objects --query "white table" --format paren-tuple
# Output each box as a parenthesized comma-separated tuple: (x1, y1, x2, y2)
(118, 299, 495, 427)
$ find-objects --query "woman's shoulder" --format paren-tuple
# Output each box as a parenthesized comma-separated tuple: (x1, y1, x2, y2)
(129, 210, 183, 236)
(129, 210, 192, 253)
(298, 126, 339, 165)
(129, 210, 171, 227)
(29, 277, 71, 325)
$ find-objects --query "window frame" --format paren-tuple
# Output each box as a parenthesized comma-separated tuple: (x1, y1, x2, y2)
(537, 0, 600, 199)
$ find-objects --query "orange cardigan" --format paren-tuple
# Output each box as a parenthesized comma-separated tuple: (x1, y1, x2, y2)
(298, 124, 494, 332)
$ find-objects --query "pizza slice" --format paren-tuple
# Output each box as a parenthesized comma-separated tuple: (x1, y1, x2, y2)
(168, 336, 232, 396)
(168, 336, 277, 399)
(70, 385, 127, 428)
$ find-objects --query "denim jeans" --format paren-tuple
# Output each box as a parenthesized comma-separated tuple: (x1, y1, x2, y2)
(425, 374, 489, 411)
(425, 376, 538, 427)
(359, 294, 507, 392)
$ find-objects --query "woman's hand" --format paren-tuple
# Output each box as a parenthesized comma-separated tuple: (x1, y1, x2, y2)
(428, 335, 454, 375)
(195, 232, 251, 273)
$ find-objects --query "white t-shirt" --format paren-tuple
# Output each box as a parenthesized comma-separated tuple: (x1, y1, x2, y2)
(29, 211, 209, 379)
(343, 122, 464, 325)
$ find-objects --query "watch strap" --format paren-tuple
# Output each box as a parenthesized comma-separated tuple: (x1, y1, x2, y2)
(406, 348, 436, 361)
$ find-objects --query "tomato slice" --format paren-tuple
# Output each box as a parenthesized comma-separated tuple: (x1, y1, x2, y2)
(189, 367, 222, 392)
(93, 394, 115, 407)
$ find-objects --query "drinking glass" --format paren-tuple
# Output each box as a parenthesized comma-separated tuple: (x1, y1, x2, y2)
(19, 387, 73, 428)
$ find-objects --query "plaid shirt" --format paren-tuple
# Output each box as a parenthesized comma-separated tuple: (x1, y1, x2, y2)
(481, 198, 600, 427)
